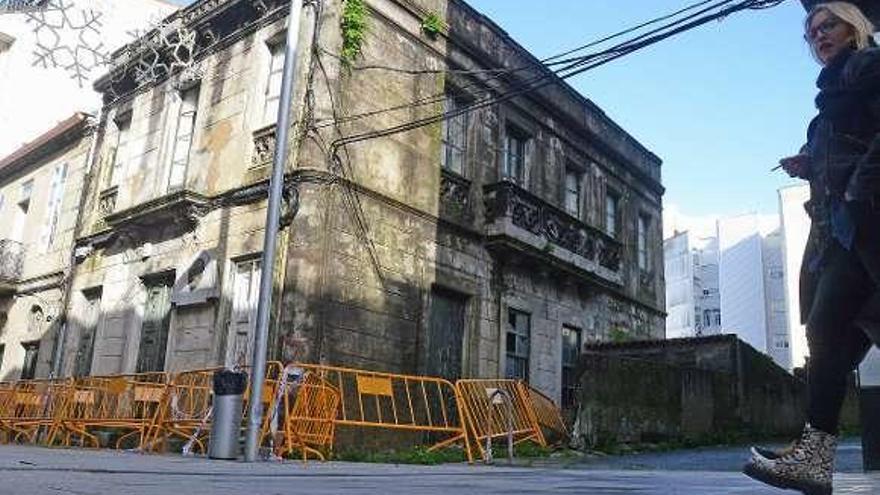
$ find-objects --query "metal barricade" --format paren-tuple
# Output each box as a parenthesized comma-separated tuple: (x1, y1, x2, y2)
(526, 386, 568, 446)
(0, 382, 15, 441)
(52, 373, 167, 449)
(276, 370, 340, 461)
(2, 379, 71, 444)
(150, 362, 284, 454)
(293, 363, 472, 462)
(455, 379, 545, 462)
(148, 367, 216, 453)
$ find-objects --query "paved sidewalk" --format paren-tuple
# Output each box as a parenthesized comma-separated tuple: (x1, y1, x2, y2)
(0, 445, 876, 494)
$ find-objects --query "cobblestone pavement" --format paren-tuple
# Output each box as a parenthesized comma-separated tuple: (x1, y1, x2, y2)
(0, 445, 876, 494)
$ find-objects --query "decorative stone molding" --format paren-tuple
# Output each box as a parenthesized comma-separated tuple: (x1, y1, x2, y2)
(252, 124, 277, 169)
(439, 169, 474, 224)
(0, 239, 23, 290)
(484, 180, 622, 273)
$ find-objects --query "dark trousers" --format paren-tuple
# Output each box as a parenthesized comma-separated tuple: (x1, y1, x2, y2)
(807, 204, 880, 435)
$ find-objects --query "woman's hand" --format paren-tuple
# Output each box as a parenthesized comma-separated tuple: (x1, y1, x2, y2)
(778, 154, 811, 179)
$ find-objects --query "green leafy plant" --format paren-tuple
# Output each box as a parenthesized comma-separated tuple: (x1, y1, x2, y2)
(341, 0, 369, 68)
(421, 12, 446, 38)
(608, 327, 630, 343)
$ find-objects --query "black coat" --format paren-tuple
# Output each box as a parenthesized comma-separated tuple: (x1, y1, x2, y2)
(799, 47, 880, 324)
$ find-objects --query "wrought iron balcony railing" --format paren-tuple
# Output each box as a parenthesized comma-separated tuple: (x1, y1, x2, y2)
(483, 181, 622, 273)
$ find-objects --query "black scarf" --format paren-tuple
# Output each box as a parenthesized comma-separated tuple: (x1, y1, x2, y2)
(814, 48, 880, 138)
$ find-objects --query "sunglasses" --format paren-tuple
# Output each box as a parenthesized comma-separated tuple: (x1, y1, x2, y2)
(805, 18, 843, 43)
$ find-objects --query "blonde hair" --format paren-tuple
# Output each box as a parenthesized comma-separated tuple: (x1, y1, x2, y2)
(806, 2, 876, 60)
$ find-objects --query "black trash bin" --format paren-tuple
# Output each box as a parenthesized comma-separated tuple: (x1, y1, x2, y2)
(208, 370, 247, 460)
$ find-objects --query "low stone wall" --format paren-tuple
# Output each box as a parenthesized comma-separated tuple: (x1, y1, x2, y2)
(572, 336, 863, 449)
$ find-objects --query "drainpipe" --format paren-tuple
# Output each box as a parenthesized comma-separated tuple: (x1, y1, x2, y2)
(50, 110, 105, 378)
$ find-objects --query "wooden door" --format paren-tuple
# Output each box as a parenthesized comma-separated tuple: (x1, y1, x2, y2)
(136, 279, 172, 373)
(426, 289, 467, 380)
(227, 259, 261, 368)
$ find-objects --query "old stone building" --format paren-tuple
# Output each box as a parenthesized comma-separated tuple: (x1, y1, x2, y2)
(49, 0, 663, 404)
(0, 113, 95, 381)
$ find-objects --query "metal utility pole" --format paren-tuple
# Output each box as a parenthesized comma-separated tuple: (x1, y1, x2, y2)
(243, 0, 303, 462)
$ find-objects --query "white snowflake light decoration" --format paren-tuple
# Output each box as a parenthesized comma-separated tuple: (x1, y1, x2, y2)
(25, 0, 109, 87)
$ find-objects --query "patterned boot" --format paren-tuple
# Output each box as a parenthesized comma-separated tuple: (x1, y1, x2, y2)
(743, 424, 837, 495)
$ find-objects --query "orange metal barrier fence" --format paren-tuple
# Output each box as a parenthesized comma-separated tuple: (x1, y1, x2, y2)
(525, 386, 568, 446)
(292, 363, 472, 462)
(148, 362, 285, 454)
(51, 373, 167, 449)
(0, 379, 71, 444)
(274, 368, 340, 461)
(455, 379, 545, 461)
(0, 366, 567, 465)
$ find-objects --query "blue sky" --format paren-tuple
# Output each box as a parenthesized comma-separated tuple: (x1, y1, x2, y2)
(465, 0, 819, 230)
(172, 0, 820, 229)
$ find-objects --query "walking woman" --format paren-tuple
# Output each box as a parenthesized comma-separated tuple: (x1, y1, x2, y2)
(743, 2, 880, 494)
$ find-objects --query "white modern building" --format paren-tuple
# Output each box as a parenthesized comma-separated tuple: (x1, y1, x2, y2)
(0, 0, 178, 157)
(664, 231, 721, 339)
(779, 184, 811, 369)
(663, 213, 792, 370)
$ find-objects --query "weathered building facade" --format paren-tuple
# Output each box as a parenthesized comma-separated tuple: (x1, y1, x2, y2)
(0, 113, 94, 381)
(28, 0, 664, 405)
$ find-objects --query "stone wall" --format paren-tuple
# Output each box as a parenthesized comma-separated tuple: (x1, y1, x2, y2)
(573, 336, 812, 447)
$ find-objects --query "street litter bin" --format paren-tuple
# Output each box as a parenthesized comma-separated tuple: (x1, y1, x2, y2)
(208, 369, 247, 460)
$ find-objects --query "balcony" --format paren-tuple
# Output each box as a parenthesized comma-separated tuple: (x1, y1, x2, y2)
(0, 239, 23, 294)
(104, 189, 211, 231)
(483, 181, 622, 285)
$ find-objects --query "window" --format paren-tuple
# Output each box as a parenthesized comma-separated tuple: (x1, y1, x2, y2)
(441, 93, 468, 175)
(564, 166, 582, 218)
(227, 258, 262, 367)
(605, 190, 619, 238)
(12, 179, 33, 243)
(561, 325, 581, 409)
(638, 214, 650, 271)
(167, 86, 200, 191)
(505, 308, 530, 381)
(40, 163, 67, 251)
(713, 309, 721, 326)
(264, 40, 286, 124)
(503, 125, 528, 184)
(20, 341, 39, 380)
(109, 113, 131, 188)
(704, 309, 712, 327)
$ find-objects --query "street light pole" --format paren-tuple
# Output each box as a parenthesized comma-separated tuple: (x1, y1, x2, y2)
(243, 0, 303, 462)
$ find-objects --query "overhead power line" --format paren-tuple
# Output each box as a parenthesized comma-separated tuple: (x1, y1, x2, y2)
(315, 0, 786, 151)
